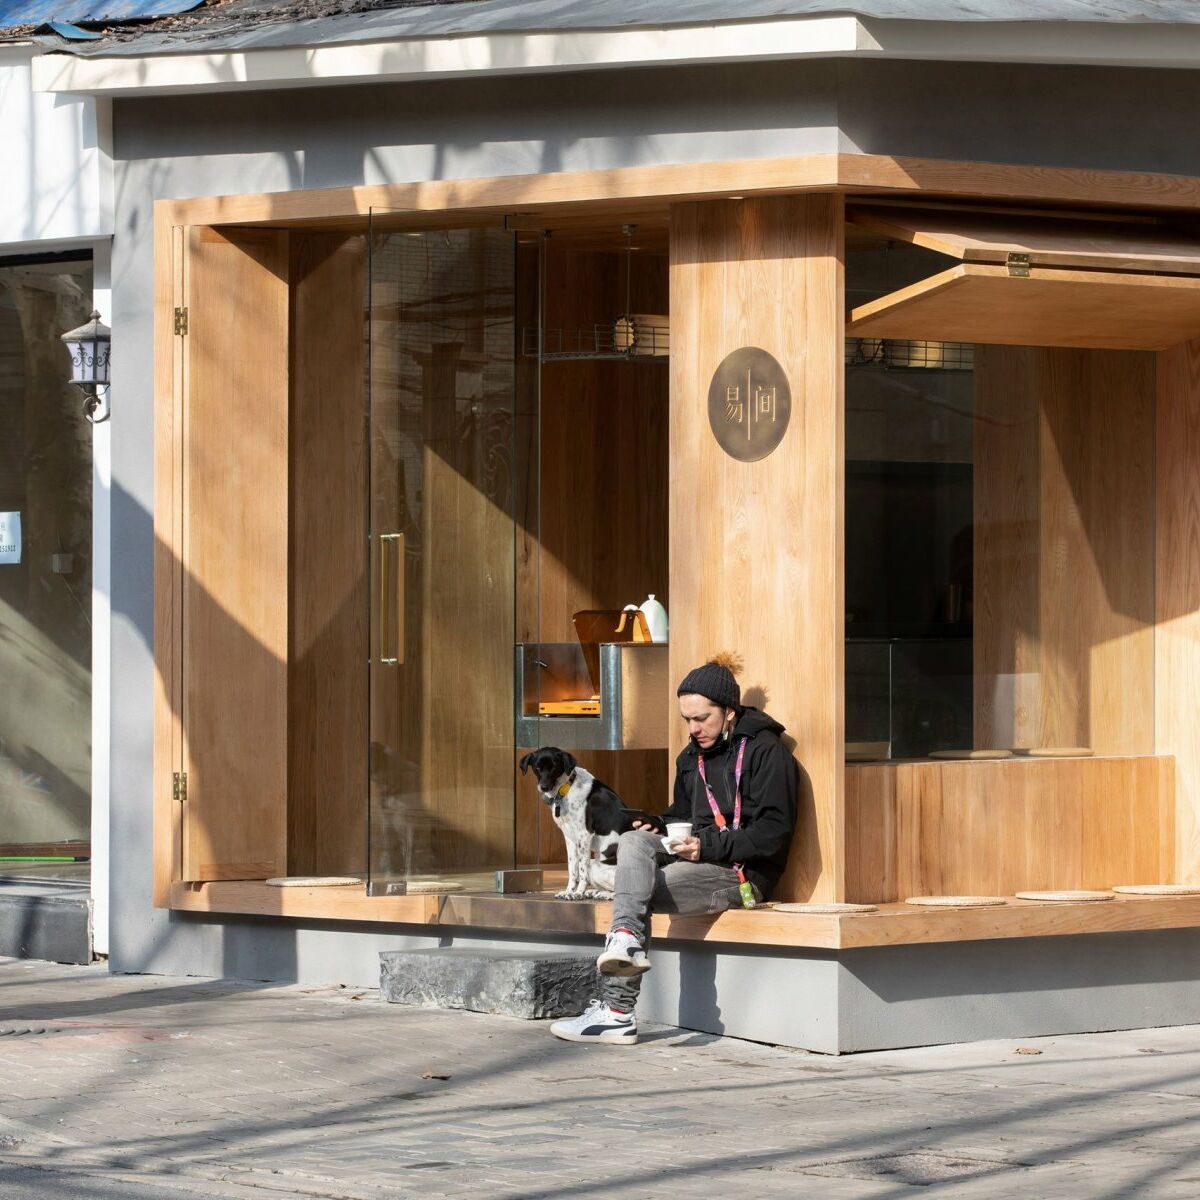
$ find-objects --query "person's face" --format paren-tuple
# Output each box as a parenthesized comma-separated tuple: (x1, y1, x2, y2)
(679, 695, 734, 750)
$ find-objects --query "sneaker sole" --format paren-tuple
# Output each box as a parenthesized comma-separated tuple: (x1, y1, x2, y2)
(596, 953, 651, 978)
(551, 1027, 639, 1046)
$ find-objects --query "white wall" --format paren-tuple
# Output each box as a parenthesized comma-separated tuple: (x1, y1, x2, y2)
(0, 45, 112, 250)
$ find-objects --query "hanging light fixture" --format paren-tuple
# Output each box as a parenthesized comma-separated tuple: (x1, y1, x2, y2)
(61, 309, 111, 423)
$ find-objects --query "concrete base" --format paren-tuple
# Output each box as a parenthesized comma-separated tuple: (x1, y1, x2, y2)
(0, 881, 91, 966)
(372, 927, 1200, 1052)
(141, 911, 1200, 1053)
(380, 947, 595, 1018)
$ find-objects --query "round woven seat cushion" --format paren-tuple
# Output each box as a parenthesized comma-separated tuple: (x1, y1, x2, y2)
(1112, 884, 1200, 896)
(265, 876, 361, 888)
(905, 895, 1007, 907)
(927, 749, 1013, 761)
(1024, 747, 1094, 758)
(774, 902, 878, 914)
(1015, 890, 1113, 902)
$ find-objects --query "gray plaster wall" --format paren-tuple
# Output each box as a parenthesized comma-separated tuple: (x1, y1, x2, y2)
(108, 56, 1200, 1042)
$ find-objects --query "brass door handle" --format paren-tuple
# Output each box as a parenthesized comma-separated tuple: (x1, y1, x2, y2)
(379, 532, 404, 665)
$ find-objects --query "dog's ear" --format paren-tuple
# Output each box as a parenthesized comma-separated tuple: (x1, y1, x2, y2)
(518, 751, 535, 776)
(559, 750, 577, 778)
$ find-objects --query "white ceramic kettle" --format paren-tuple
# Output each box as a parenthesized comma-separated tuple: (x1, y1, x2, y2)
(625, 594, 668, 643)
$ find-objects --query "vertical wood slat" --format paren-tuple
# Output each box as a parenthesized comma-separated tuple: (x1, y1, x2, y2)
(845, 757, 1173, 902)
(1157, 338, 1200, 883)
(670, 195, 844, 903)
(181, 227, 290, 881)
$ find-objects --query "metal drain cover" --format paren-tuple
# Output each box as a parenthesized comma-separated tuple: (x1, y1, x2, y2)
(801, 1151, 1027, 1186)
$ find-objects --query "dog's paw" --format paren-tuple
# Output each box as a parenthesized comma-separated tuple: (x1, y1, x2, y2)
(555, 889, 584, 901)
(583, 889, 614, 900)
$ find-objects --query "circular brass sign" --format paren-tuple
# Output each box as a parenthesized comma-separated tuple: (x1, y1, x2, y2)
(707, 347, 791, 462)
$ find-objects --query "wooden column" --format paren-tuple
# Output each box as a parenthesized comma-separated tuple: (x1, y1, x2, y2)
(669, 195, 844, 903)
(1157, 339, 1200, 883)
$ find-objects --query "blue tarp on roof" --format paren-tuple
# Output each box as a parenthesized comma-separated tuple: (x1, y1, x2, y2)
(0, 0, 201, 23)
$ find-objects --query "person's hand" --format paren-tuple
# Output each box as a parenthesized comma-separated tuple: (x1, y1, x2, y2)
(672, 836, 701, 862)
(632, 819, 657, 831)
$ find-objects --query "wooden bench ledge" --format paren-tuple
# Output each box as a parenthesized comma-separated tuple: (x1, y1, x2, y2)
(169, 881, 1200, 951)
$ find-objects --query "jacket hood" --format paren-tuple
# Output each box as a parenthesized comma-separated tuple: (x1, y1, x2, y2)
(684, 706, 785, 755)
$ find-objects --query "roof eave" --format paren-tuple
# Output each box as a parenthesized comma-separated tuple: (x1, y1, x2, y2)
(30, 14, 1200, 98)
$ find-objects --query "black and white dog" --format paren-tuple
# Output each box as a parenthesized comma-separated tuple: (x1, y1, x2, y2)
(518, 747, 666, 900)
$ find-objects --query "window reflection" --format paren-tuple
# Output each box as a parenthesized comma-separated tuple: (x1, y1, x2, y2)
(0, 256, 93, 863)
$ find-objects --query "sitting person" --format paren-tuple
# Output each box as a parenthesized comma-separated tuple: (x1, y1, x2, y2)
(551, 652, 797, 1045)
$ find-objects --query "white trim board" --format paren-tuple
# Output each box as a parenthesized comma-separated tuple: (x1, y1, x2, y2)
(34, 14, 1200, 99)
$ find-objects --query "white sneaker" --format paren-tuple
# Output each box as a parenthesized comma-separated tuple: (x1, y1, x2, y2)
(550, 1000, 638, 1045)
(596, 928, 650, 977)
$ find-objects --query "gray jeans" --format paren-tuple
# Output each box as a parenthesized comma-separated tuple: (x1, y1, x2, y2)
(600, 829, 756, 1012)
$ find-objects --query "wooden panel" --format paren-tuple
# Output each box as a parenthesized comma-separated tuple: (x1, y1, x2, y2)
(1157, 338, 1200, 885)
(181, 226, 290, 881)
(670, 195, 844, 903)
(845, 757, 1174, 904)
(847, 205, 1200, 275)
(974, 347, 1155, 754)
(287, 234, 368, 876)
(849, 264, 1200, 351)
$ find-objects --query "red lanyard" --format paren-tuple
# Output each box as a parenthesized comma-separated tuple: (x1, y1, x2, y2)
(696, 737, 756, 907)
(697, 736, 747, 832)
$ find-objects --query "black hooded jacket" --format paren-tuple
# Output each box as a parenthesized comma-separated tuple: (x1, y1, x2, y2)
(661, 707, 797, 899)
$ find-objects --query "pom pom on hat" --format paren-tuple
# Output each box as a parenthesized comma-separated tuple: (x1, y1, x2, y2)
(677, 652, 742, 709)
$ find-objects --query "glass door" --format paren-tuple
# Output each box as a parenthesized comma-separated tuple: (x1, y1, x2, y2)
(0, 256, 93, 879)
(367, 219, 520, 894)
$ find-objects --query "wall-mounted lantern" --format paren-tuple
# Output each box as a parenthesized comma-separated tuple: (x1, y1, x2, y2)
(61, 309, 111, 423)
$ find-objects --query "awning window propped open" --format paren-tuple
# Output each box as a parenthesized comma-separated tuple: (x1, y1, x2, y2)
(847, 204, 1200, 351)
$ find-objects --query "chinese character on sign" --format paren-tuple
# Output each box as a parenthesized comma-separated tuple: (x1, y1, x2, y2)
(725, 385, 744, 426)
(707, 349, 791, 462)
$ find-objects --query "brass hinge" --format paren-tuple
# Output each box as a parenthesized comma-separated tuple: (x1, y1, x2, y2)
(1006, 252, 1031, 278)
(172, 771, 188, 802)
(174, 306, 189, 335)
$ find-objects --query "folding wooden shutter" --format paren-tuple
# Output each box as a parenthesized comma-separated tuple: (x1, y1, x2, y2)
(847, 205, 1200, 350)
(180, 226, 289, 881)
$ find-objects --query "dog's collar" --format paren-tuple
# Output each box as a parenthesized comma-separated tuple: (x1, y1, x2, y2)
(555, 768, 578, 799)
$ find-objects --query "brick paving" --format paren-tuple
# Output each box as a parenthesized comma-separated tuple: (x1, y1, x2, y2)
(0, 958, 1197, 1196)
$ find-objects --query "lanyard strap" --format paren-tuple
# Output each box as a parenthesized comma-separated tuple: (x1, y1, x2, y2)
(695, 737, 756, 907)
(697, 736, 747, 832)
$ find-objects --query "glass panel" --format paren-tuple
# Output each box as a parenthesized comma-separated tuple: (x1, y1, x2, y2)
(845, 238, 1155, 760)
(367, 221, 519, 892)
(0, 256, 93, 877)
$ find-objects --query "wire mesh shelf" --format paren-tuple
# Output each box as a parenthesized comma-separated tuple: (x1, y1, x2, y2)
(523, 321, 670, 361)
(845, 337, 975, 371)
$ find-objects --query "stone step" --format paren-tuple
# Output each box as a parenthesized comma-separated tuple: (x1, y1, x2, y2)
(380, 948, 596, 1019)
(0, 883, 91, 965)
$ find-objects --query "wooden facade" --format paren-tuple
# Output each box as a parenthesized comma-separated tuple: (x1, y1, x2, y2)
(153, 152, 1200, 945)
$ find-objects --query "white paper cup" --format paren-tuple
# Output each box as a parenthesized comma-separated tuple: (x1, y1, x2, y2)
(666, 822, 693, 843)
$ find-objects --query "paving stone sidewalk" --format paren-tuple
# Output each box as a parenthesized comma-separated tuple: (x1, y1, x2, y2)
(0, 958, 1197, 1197)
